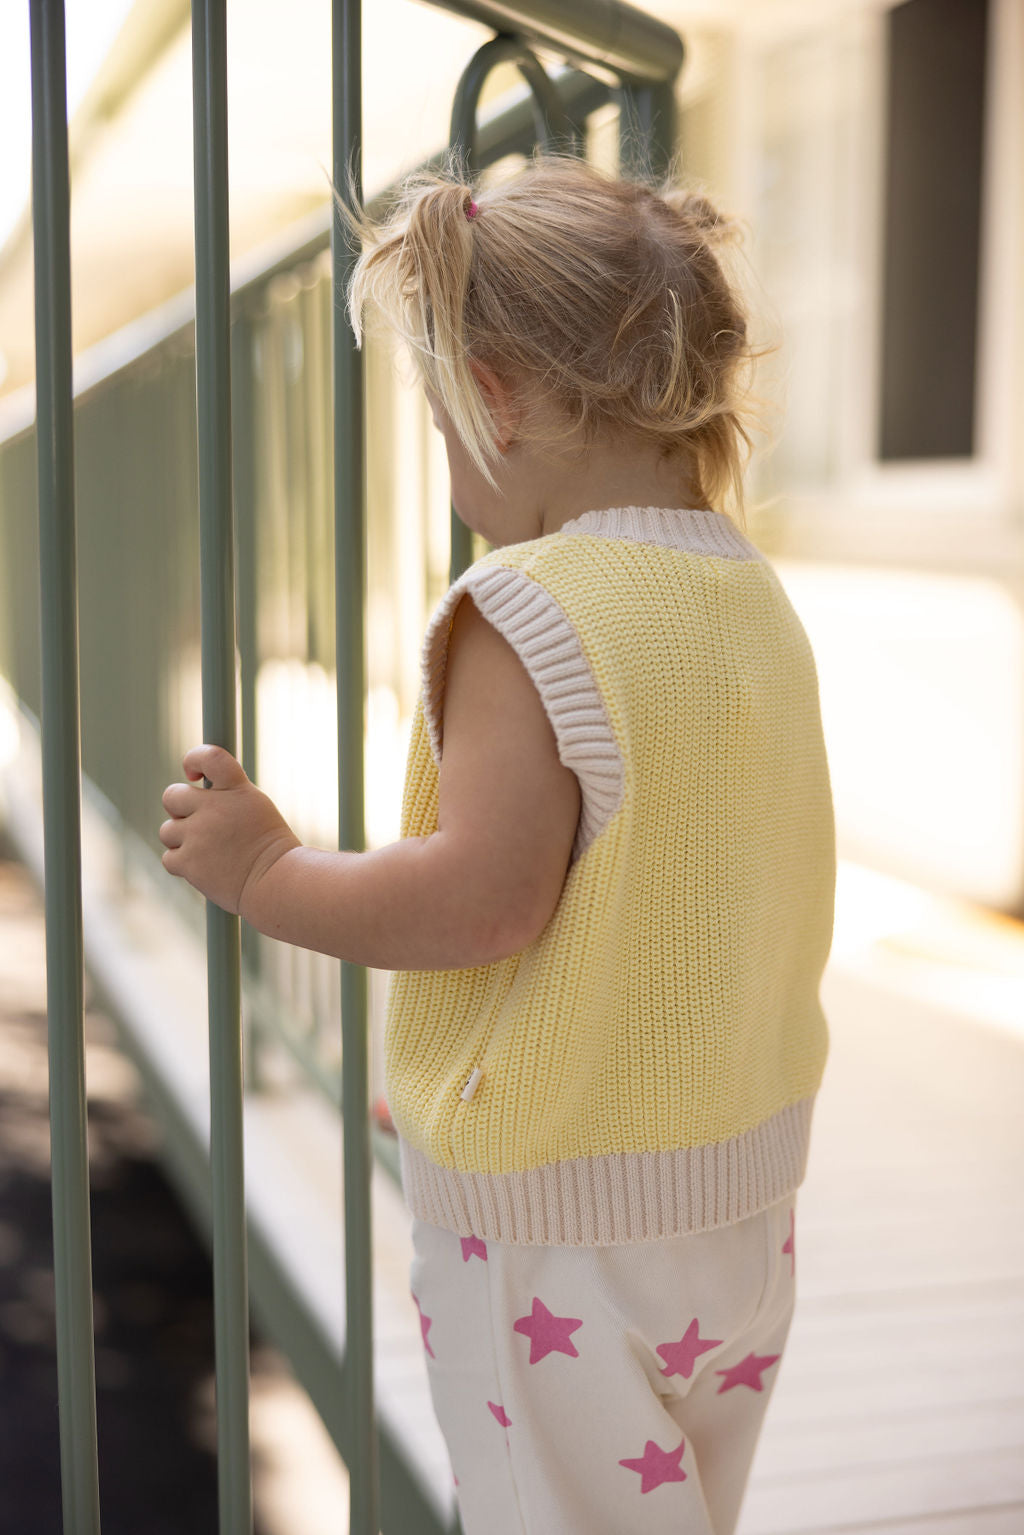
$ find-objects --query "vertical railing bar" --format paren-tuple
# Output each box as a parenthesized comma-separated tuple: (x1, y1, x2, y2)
(28, 4, 102, 1531)
(191, 3, 253, 1531)
(332, 1, 379, 1530)
(232, 312, 265, 1093)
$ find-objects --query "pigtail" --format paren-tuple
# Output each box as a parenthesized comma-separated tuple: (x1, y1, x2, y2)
(401, 184, 499, 479)
(345, 171, 501, 483)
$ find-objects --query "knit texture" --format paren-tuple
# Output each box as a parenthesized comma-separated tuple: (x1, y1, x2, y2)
(385, 506, 835, 1244)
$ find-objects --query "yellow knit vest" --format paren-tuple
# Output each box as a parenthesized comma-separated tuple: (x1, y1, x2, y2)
(386, 507, 834, 1245)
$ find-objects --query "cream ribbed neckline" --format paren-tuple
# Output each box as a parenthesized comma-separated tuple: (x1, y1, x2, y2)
(560, 504, 762, 562)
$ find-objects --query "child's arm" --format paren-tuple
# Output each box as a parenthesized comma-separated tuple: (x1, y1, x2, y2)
(159, 595, 581, 969)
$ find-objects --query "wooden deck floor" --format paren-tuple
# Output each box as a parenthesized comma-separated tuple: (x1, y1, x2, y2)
(738, 940, 1024, 1534)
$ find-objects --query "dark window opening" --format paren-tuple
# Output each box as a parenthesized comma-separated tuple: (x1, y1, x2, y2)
(878, 0, 988, 461)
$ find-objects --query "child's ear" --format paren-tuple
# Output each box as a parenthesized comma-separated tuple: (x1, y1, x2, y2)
(468, 359, 518, 453)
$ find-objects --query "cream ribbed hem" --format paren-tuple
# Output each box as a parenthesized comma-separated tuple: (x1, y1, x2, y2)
(397, 1097, 815, 1246)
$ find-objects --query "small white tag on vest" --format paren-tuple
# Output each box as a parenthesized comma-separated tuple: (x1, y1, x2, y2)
(460, 1067, 483, 1102)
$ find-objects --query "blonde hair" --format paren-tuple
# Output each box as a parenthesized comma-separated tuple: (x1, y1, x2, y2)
(344, 155, 758, 514)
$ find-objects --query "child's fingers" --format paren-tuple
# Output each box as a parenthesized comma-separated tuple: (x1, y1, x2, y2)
(182, 743, 247, 789)
(161, 783, 198, 817)
(158, 817, 184, 849)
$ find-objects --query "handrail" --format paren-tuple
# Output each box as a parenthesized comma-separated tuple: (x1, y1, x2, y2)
(422, 0, 683, 82)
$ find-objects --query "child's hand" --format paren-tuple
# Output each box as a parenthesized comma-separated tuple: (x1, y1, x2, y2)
(159, 745, 300, 917)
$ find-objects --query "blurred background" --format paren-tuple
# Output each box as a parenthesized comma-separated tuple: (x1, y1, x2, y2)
(0, 0, 1022, 1531)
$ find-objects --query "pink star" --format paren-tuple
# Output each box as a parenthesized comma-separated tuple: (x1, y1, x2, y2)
(715, 1351, 780, 1394)
(460, 1234, 488, 1262)
(411, 1291, 434, 1358)
(513, 1296, 583, 1364)
(619, 1436, 688, 1493)
(782, 1208, 795, 1276)
(487, 1401, 512, 1427)
(656, 1318, 723, 1380)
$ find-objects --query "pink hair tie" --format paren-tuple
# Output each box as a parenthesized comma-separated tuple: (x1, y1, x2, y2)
(465, 200, 479, 221)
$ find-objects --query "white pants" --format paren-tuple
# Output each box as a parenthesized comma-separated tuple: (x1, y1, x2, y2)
(410, 1198, 796, 1535)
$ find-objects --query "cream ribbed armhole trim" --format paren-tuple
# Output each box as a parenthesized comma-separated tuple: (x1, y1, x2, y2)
(421, 565, 625, 859)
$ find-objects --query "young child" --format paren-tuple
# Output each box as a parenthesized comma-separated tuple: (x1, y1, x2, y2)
(160, 157, 835, 1535)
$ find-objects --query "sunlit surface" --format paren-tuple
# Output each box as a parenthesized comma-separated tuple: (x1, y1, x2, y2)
(0, 693, 18, 774)
(0, 0, 136, 244)
(249, 1371, 350, 1535)
(253, 664, 409, 854)
(256, 660, 340, 847)
(779, 562, 1024, 909)
(0, 0, 136, 389)
(832, 858, 1024, 1043)
(0, 0, 493, 400)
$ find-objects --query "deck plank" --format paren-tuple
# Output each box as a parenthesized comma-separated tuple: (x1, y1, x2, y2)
(756, 1399, 1024, 1473)
(815, 1509, 1024, 1535)
(737, 941, 1024, 1535)
(739, 1447, 1024, 1533)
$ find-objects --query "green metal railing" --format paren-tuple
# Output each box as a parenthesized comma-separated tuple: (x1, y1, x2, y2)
(10, 2, 683, 1531)
(191, 3, 252, 1527)
(332, 4, 378, 1527)
(28, 5, 101, 1531)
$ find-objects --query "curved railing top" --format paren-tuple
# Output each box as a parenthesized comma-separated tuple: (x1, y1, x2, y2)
(425, 0, 684, 83)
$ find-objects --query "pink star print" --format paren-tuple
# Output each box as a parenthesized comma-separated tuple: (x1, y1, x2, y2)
(460, 1235, 488, 1262)
(487, 1401, 512, 1427)
(619, 1436, 688, 1493)
(782, 1208, 795, 1276)
(656, 1319, 723, 1380)
(513, 1297, 583, 1364)
(411, 1291, 435, 1359)
(715, 1351, 780, 1394)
